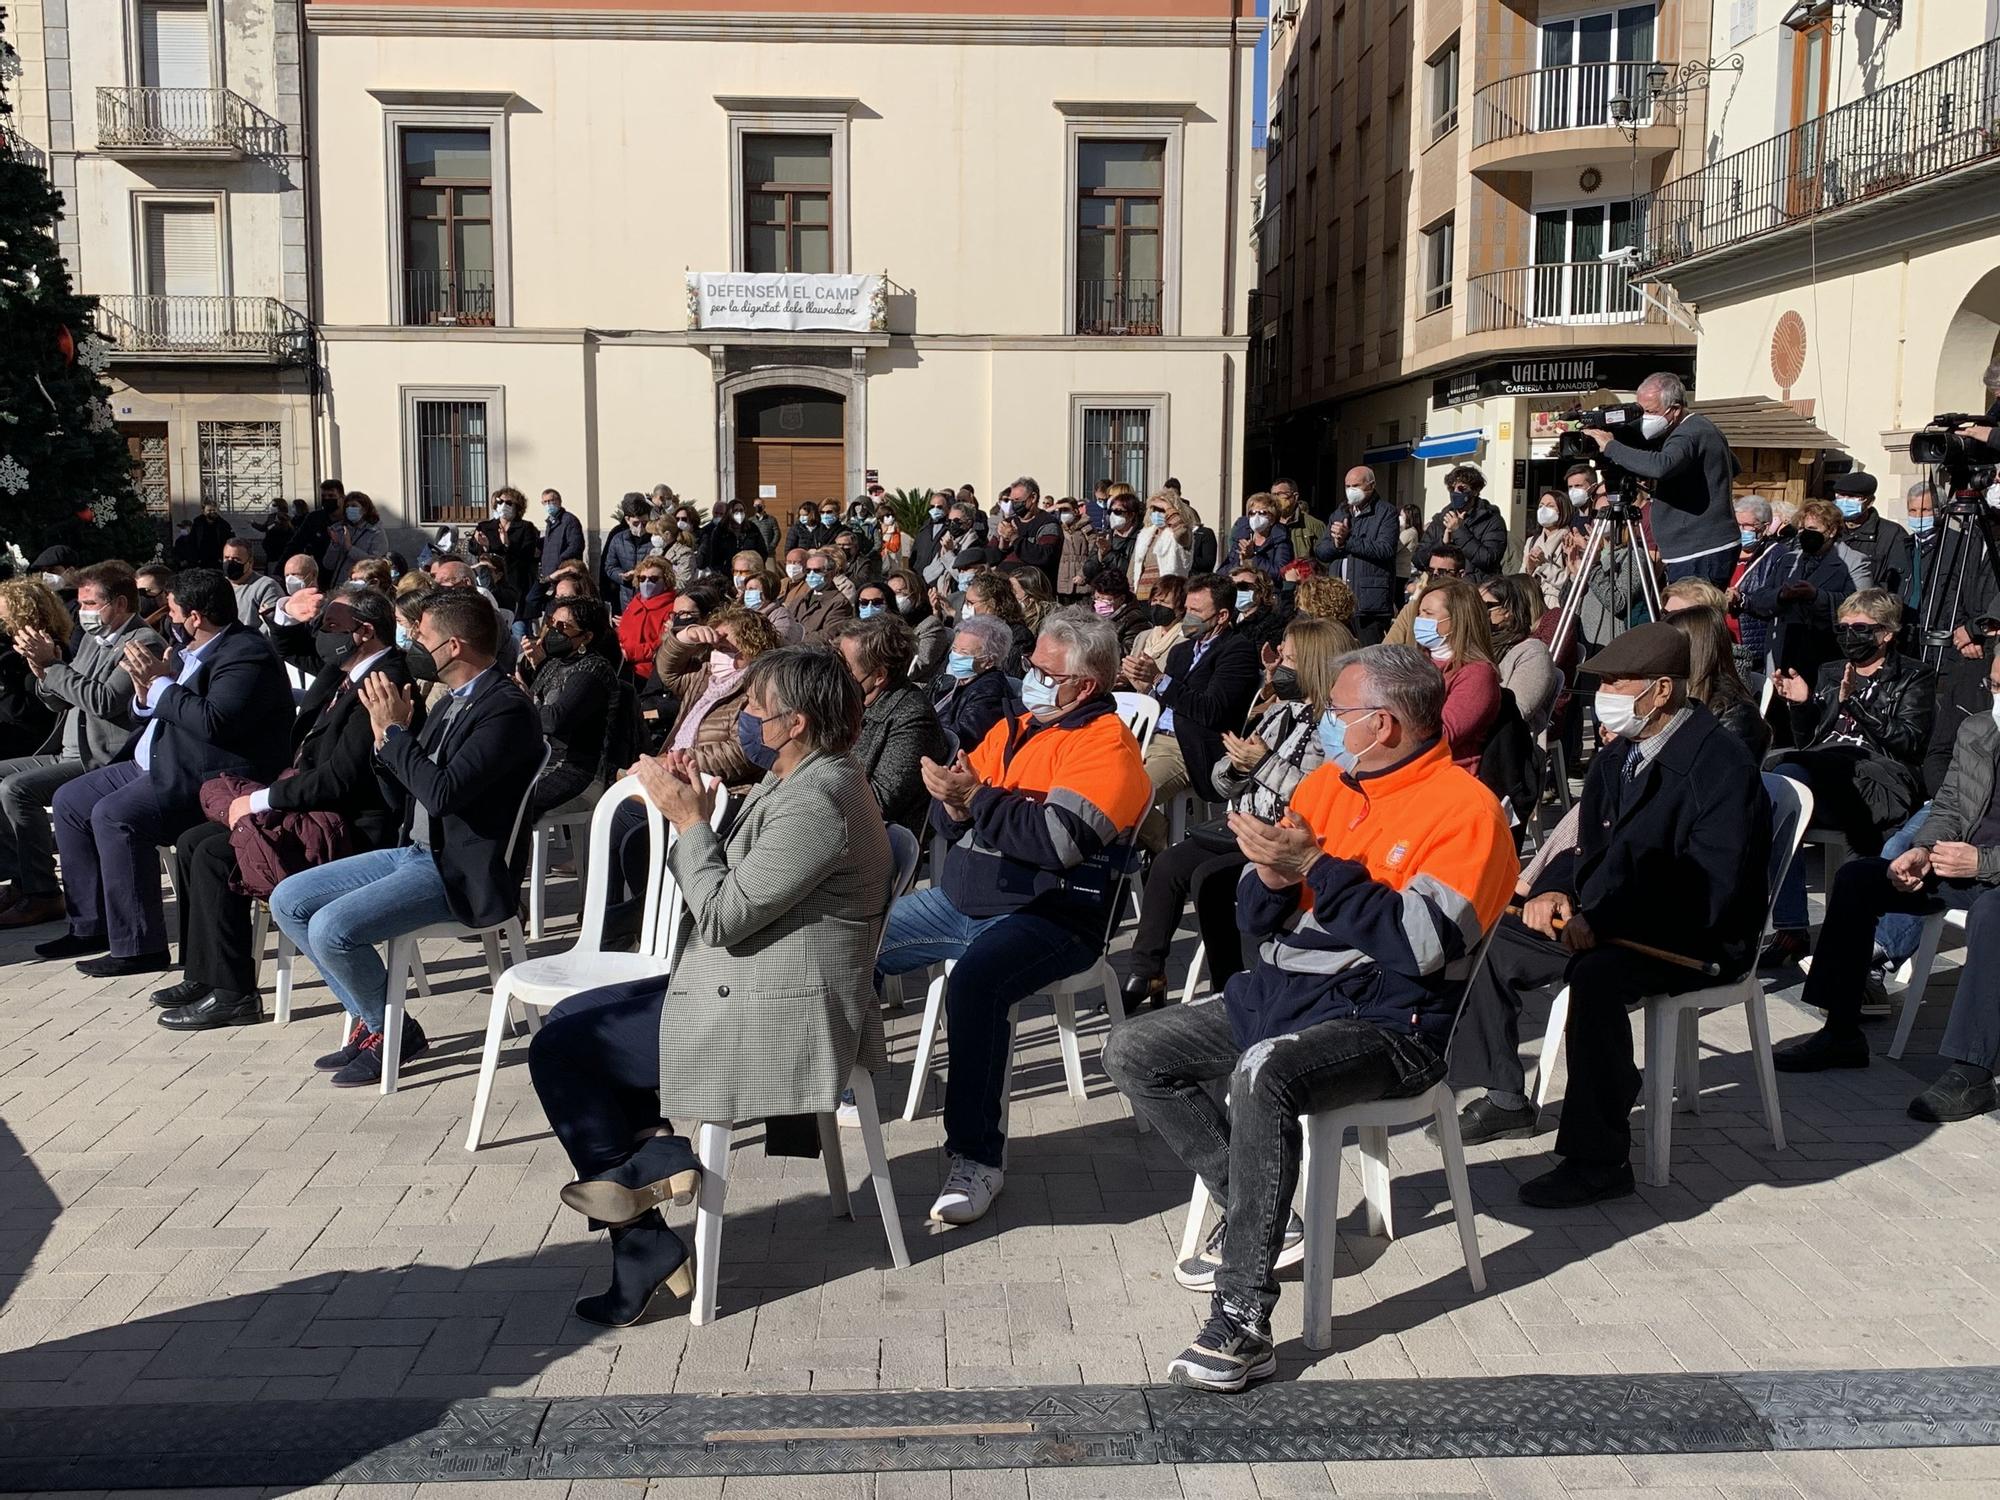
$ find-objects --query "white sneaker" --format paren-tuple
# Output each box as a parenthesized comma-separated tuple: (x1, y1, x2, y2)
(929, 1153, 1004, 1226)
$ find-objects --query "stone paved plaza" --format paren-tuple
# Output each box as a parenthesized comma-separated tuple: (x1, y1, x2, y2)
(4, 877, 2000, 1497)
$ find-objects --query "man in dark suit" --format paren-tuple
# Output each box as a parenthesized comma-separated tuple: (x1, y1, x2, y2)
(269, 589, 543, 1088)
(38, 568, 293, 976)
(152, 588, 422, 1031)
(1121, 573, 1262, 852)
(1447, 624, 1771, 1204)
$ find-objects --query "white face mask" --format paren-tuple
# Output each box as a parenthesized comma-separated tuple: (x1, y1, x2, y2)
(1344, 486, 1367, 505)
(1536, 506, 1559, 529)
(1567, 485, 1590, 506)
(1594, 682, 1660, 740)
(1640, 412, 1671, 441)
(1247, 514, 1271, 533)
(785, 562, 805, 580)
(1987, 484, 2000, 512)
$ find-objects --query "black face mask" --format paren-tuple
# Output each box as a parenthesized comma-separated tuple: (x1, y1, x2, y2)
(541, 628, 576, 661)
(1797, 529, 1827, 556)
(320, 629, 355, 659)
(1269, 666, 1303, 701)
(168, 619, 192, 648)
(224, 559, 246, 581)
(947, 518, 970, 536)
(1837, 625, 1886, 664)
(1150, 603, 1180, 628)
(403, 642, 439, 683)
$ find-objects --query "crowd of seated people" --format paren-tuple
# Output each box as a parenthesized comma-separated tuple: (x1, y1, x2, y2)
(11, 399, 2000, 1392)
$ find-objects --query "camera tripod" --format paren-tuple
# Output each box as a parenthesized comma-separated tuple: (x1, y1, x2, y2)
(1547, 507, 1663, 665)
(1914, 475, 2000, 671)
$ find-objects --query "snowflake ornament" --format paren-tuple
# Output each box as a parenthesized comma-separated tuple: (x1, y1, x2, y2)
(0, 456, 27, 494)
(76, 336, 110, 374)
(86, 399, 115, 433)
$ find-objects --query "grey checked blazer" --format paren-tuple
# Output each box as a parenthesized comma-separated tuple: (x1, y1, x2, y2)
(36, 615, 165, 768)
(658, 748, 894, 1120)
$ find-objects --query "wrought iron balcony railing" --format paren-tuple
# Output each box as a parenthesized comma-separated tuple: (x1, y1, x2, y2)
(1466, 260, 1663, 334)
(92, 296, 312, 361)
(96, 87, 282, 155)
(403, 268, 498, 327)
(1638, 37, 2000, 271)
(1473, 60, 1666, 148)
(1075, 277, 1164, 335)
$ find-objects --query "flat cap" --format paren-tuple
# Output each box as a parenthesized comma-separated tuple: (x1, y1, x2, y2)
(953, 546, 998, 570)
(1581, 621, 1690, 680)
(1832, 472, 1878, 498)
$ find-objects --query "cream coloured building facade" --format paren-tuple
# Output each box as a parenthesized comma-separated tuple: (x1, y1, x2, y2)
(9, 0, 316, 531)
(302, 0, 1262, 547)
(1637, 2, 2000, 510)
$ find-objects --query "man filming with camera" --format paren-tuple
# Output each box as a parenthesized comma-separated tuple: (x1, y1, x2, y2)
(1583, 372, 1739, 589)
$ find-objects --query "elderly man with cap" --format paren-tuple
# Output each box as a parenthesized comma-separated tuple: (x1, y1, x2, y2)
(1445, 622, 1772, 1206)
(1833, 473, 1914, 605)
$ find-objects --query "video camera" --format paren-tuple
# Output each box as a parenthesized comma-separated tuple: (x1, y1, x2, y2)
(1910, 413, 1999, 502)
(1551, 402, 1649, 508)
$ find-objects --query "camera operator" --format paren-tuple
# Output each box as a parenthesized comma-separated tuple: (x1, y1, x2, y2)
(1583, 372, 1739, 588)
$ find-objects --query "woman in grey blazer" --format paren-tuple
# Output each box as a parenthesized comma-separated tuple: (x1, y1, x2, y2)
(527, 647, 893, 1326)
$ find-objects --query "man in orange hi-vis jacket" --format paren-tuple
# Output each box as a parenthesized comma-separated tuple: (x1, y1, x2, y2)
(1106, 643, 1517, 1393)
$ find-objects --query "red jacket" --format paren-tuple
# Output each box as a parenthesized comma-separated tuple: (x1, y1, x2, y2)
(617, 589, 677, 679)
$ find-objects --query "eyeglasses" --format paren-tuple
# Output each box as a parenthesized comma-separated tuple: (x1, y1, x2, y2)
(670, 611, 700, 625)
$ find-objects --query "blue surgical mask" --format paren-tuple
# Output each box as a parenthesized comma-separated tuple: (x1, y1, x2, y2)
(545, 503, 560, 521)
(929, 506, 946, 522)
(858, 602, 883, 619)
(742, 586, 763, 609)
(1019, 667, 1059, 713)
(954, 569, 977, 590)
(396, 625, 414, 649)
(344, 505, 362, 524)
(1234, 588, 1254, 613)
(637, 579, 664, 600)
(946, 650, 976, 680)
(1740, 527, 1761, 548)
(1149, 511, 1167, 528)
(1835, 497, 1864, 520)
(1909, 516, 1935, 536)
(1319, 707, 1380, 775)
(1413, 616, 1446, 653)
(805, 570, 827, 591)
(735, 710, 780, 771)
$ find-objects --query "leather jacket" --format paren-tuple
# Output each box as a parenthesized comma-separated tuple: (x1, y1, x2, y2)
(1799, 649, 1935, 765)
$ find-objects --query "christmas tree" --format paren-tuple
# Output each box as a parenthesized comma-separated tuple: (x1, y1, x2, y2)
(0, 8, 151, 569)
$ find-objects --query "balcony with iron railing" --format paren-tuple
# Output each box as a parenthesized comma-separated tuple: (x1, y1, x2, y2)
(92, 296, 312, 362)
(1636, 37, 2000, 293)
(1075, 277, 1164, 336)
(403, 268, 498, 327)
(1470, 60, 1679, 173)
(95, 87, 283, 159)
(1466, 260, 1665, 334)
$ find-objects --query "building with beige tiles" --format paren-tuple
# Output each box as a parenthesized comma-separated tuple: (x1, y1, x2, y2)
(297, 0, 1262, 548)
(1250, 0, 1710, 528)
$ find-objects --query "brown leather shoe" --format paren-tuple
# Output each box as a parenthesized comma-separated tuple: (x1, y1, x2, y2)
(0, 895, 66, 929)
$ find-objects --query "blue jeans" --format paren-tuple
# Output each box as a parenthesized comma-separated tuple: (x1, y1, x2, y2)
(269, 845, 457, 1030)
(874, 887, 1099, 1169)
(1874, 804, 1934, 965)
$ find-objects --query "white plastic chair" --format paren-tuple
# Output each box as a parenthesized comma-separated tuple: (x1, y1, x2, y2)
(901, 829, 1145, 1131)
(1887, 906, 1968, 1060)
(465, 774, 727, 1150)
(1532, 773, 1809, 1187)
(1112, 692, 1163, 918)
(526, 806, 597, 942)
(689, 826, 921, 1326)
(367, 743, 551, 1096)
(1174, 930, 1499, 1353)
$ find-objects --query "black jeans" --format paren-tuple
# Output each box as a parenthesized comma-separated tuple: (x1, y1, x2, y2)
(1129, 836, 1247, 985)
(1802, 857, 2000, 1063)
(1103, 997, 1440, 1324)
(1454, 916, 1717, 1167)
(528, 978, 668, 1178)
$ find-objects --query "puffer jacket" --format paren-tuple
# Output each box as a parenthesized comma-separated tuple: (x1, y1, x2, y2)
(1915, 708, 2000, 882)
